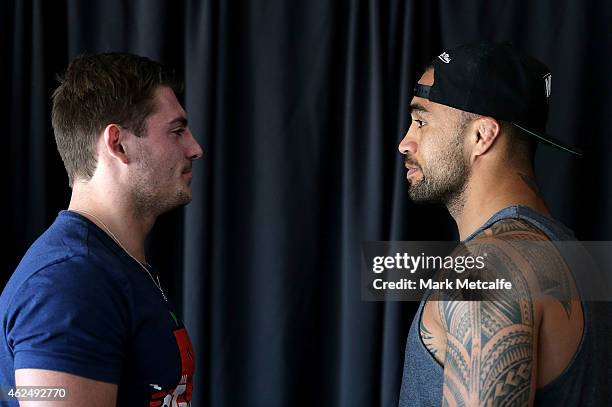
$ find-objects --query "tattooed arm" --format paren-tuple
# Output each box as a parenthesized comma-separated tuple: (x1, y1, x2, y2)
(439, 238, 542, 406)
(440, 299, 537, 405)
(430, 219, 579, 406)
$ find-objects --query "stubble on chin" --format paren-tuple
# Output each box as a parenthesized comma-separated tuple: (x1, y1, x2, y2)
(131, 159, 193, 216)
(133, 183, 193, 217)
(407, 137, 469, 207)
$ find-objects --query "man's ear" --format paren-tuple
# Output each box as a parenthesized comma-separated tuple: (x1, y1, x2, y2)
(102, 124, 130, 164)
(467, 116, 501, 164)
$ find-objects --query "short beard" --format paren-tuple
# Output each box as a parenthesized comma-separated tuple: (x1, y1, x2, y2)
(408, 124, 470, 213)
(131, 153, 192, 217)
(132, 180, 191, 217)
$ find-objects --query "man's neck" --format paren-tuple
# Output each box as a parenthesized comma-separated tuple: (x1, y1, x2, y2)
(68, 184, 156, 264)
(449, 171, 550, 240)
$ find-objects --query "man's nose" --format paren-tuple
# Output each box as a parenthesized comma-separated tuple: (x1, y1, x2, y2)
(398, 128, 417, 156)
(186, 129, 204, 160)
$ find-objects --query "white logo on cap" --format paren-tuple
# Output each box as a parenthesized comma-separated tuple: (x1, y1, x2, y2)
(543, 73, 552, 100)
(438, 52, 451, 64)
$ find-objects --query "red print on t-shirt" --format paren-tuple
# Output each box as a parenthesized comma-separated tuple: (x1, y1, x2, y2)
(149, 327, 195, 407)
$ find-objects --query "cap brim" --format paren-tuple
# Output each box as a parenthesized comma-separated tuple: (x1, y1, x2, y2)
(511, 123, 583, 156)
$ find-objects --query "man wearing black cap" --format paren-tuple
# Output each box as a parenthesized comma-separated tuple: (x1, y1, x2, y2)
(398, 42, 609, 406)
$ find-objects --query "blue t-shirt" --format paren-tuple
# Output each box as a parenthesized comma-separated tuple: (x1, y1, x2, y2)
(0, 211, 195, 406)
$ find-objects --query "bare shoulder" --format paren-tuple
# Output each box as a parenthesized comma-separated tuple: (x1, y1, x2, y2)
(436, 217, 582, 405)
(468, 217, 578, 315)
(476, 217, 549, 240)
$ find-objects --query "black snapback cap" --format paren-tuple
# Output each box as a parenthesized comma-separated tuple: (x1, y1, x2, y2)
(414, 42, 582, 156)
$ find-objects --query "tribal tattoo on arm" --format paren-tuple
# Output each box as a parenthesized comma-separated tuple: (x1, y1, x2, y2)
(438, 219, 576, 406)
(420, 322, 439, 359)
(440, 292, 535, 405)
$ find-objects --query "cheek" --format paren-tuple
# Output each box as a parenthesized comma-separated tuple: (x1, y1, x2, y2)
(154, 151, 179, 172)
(419, 132, 442, 162)
(145, 159, 173, 178)
(420, 131, 458, 172)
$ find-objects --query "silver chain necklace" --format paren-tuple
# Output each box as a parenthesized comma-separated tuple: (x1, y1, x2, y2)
(70, 209, 168, 302)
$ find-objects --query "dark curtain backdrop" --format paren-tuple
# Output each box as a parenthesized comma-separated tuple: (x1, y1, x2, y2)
(2, 1, 611, 406)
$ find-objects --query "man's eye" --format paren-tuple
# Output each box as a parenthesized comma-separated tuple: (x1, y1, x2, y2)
(413, 119, 425, 128)
(172, 128, 185, 136)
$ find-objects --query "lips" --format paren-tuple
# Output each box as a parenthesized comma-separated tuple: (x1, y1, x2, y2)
(404, 162, 421, 179)
(181, 167, 193, 180)
(406, 167, 420, 178)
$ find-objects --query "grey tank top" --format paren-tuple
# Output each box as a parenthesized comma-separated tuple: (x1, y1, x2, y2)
(399, 205, 612, 406)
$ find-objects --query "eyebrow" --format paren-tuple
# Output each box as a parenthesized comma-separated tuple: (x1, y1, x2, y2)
(409, 103, 430, 115)
(168, 117, 188, 127)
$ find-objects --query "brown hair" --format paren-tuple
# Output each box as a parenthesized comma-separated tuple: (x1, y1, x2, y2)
(51, 52, 182, 187)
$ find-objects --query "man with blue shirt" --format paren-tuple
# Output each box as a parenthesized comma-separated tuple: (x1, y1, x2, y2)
(0, 53, 202, 406)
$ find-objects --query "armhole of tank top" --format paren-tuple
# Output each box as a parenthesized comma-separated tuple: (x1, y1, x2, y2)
(417, 290, 445, 369)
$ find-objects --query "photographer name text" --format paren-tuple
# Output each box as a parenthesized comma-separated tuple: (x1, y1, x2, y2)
(372, 278, 512, 290)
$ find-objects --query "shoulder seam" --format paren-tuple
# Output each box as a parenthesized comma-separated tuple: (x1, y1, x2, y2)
(5, 254, 87, 313)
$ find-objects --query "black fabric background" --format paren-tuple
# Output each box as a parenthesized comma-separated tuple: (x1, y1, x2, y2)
(2, 1, 611, 406)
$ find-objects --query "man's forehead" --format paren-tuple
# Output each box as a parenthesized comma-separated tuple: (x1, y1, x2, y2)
(418, 69, 435, 86)
(150, 86, 187, 122)
(410, 69, 435, 113)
